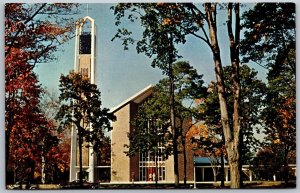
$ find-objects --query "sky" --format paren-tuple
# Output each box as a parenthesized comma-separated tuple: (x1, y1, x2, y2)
(33, 3, 268, 110)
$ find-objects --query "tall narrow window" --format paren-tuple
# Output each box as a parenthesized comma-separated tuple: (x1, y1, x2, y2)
(138, 119, 166, 181)
(81, 68, 89, 78)
(79, 34, 91, 54)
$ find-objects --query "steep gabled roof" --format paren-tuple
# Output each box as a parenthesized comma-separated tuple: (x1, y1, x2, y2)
(110, 85, 153, 113)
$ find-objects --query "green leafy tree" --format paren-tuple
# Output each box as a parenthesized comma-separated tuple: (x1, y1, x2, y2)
(241, 3, 295, 72)
(112, 3, 243, 187)
(56, 72, 115, 187)
(125, 61, 205, 186)
(196, 65, 266, 184)
(112, 4, 187, 186)
(241, 3, 296, 184)
(251, 146, 285, 181)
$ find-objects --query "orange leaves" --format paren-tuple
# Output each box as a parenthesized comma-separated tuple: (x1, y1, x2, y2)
(186, 124, 208, 155)
(156, 2, 179, 9)
(194, 98, 206, 113)
(186, 123, 225, 158)
(36, 23, 68, 36)
(162, 17, 182, 26)
(157, 3, 183, 26)
(273, 138, 281, 144)
(5, 3, 78, 179)
(45, 135, 71, 172)
(277, 97, 295, 129)
(194, 98, 205, 106)
(186, 124, 209, 141)
(163, 18, 172, 26)
(269, 97, 296, 145)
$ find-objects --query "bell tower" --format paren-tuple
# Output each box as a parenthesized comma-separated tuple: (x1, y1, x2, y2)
(70, 16, 96, 182)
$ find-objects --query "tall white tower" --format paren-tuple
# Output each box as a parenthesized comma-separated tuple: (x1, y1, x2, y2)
(70, 16, 96, 182)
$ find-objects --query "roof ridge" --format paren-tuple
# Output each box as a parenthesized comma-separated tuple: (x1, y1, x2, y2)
(110, 85, 153, 113)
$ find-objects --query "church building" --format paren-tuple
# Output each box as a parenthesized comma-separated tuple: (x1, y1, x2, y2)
(69, 15, 196, 184)
(110, 85, 195, 183)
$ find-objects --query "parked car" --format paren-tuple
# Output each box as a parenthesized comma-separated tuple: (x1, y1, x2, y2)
(61, 179, 98, 189)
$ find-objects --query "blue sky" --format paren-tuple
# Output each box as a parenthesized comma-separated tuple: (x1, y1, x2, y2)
(34, 3, 268, 109)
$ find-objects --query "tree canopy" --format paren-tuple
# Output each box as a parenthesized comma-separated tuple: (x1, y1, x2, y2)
(5, 3, 79, 184)
(112, 3, 243, 188)
(56, 72, 115, 186)
(242, 3, 296, 184)
(126, 61, 205, 156)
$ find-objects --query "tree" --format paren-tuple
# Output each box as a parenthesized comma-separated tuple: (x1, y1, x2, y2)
(187, 124, 225, 183)
(200, 65, 266, 164)
(125, 61, 205, 186)
(38, 90, 70, 184)
(97, 136, 112, 182)
(251, 146, 285, 181)
(56, 72, 115, 187)
(189, 65, 266, 186)
(241, 3, 295, 72)
(5, 3, 79, 184)
(112, 4, 188, 186)
(112, 3, 243, 187)
(5, 3, 79, 58)
(241, 3, 296, 184)
(5, 63, 59, 184)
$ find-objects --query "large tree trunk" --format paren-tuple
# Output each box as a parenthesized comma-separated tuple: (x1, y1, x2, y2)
(183, 138, 187, 187)
(5, 122, 12, 183)
(41, 155, 46, 184)
(283, 145, 289, 184)
(229, 159, 241, 188)
(227, 3, 242, 188)
(168, 33, 179, 187)
(220, 148, 225, 187)
(170, 67, 179, 187)
(155, 152, 158, 187)
(205, 3, 242, 188)
(5, 92, 15, 184)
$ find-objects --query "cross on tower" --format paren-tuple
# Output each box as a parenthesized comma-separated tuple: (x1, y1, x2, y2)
(86, 4, 92, 16)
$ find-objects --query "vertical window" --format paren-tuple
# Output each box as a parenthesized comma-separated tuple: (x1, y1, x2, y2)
(79, 34, 91, 54)
(81, 68, 89, 78)
(138, 119, 166, 181)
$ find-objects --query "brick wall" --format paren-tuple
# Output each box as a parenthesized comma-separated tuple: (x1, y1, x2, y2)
(178, 117, 194, 182)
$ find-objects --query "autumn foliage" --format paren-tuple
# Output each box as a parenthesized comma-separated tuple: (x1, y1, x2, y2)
(5, 3, 78, 184)
(186, 124, 224, 158)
